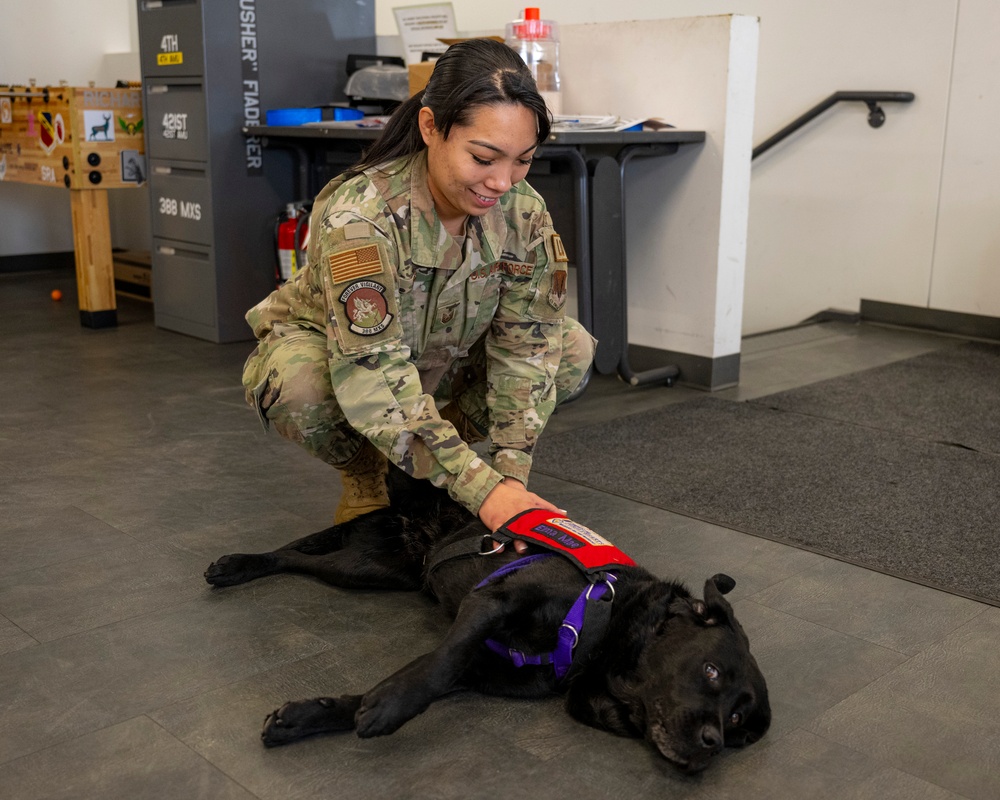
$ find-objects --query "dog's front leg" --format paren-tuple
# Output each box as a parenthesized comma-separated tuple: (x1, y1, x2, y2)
(354, 591, 505, 738)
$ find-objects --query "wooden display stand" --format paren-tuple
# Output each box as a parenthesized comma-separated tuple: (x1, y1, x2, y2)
(0, 84, 146, 328)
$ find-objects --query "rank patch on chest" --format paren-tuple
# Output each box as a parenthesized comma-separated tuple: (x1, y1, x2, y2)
(328, 243, 384, 284)
(339, 280, 394, 336)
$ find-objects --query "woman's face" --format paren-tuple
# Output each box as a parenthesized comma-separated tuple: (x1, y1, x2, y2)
(419, 102, 539, 235)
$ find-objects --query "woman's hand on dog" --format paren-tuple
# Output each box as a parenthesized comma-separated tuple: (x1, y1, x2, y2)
(480, 478, 565, 554)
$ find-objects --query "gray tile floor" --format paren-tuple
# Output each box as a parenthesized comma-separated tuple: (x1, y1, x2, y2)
(2, 267, 995, 799)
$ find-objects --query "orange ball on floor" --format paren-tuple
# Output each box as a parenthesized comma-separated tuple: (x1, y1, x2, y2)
(51, 289, 63, 301)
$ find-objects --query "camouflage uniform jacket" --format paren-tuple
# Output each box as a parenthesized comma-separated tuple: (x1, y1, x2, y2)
(245, 151, 570, 514)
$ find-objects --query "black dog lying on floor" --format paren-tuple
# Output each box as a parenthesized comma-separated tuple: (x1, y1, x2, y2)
(205, 469, 770, 773)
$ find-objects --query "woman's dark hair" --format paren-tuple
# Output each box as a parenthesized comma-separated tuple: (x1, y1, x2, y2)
(346, 38, 551, 178)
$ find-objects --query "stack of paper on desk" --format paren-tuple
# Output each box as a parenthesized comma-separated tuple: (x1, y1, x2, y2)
(550, 115, 674, 132)
(302, 116, 392, 129)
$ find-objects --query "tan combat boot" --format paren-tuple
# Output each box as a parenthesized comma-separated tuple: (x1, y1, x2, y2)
(334, 440, 390, 524)
(438, 400, 487, 444)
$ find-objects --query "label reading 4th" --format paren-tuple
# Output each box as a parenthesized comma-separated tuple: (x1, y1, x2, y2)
(158, 196, 201, 221)
(157, 34, 183, 65)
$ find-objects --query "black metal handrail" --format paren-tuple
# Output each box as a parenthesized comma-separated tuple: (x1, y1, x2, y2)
(753, 91, 915, 160)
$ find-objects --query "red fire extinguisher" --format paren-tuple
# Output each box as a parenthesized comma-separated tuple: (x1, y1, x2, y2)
(275, 202, 311, 285)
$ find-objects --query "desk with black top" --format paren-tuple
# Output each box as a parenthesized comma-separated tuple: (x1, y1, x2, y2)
(245, 124, 706, 388)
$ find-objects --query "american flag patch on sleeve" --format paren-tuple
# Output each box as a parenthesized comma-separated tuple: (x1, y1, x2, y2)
(328, 244, 385, 284)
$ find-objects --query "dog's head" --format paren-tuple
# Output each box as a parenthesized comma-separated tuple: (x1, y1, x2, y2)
(625, 573, 771, 773)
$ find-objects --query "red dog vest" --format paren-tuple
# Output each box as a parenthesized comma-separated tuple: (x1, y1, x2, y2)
(495, 509, 637, 576)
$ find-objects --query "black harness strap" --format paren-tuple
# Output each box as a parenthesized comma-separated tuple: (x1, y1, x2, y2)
(424, 534, 492, 584)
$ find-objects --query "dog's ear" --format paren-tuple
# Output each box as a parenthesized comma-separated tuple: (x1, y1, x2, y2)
(659, 582, 704, 624)
(668, 596, 707, 620)
(699, 574, 737, 627)
(661, 577, 738, 629)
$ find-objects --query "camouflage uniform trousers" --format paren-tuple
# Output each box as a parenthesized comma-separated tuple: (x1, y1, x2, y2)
(242, 318, 595, 468)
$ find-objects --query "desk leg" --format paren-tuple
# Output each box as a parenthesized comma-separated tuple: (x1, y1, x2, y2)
(593, 145, 680, 386)
(591, 155, 625, 374)
(69, 188, 117, 329)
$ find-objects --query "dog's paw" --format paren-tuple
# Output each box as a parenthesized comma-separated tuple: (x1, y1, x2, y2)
(261, 696, 360, 747)
(355, 683, 430, 738)
(204, 553, 274, 587)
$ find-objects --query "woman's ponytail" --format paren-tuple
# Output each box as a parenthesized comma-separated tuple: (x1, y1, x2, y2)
(343, 39, 550, 180)
(343, 92, 426, 179)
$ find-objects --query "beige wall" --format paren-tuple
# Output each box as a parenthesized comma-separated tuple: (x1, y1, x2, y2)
(560, 16, 758, 360)
(3, 1, 998, 336)
(382, 1, 998, 332)
(929, 0, 1000, 317)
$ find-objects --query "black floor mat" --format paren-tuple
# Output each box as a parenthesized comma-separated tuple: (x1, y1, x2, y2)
(533, 342, 1000, 605)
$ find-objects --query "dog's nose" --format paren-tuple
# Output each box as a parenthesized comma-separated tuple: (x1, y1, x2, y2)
(699, 725, 723, 751)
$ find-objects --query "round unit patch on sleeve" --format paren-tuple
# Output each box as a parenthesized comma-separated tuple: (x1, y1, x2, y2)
(339, 280, 394, 336)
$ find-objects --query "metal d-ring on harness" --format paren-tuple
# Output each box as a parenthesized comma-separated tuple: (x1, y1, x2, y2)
(474, 553, 618, 682)
(479, 535, 505, 556)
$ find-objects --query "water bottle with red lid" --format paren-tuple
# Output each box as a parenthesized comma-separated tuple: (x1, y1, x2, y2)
(506, 7, 562, 115)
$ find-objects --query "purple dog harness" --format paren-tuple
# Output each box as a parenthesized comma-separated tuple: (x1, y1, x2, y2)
(473, 519, 627, 682)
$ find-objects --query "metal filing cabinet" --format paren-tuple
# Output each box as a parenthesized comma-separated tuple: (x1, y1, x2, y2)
(137, 0, 375, 342)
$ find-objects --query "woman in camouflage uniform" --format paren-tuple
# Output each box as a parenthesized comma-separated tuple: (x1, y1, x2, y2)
(242, 39, 595, 532)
